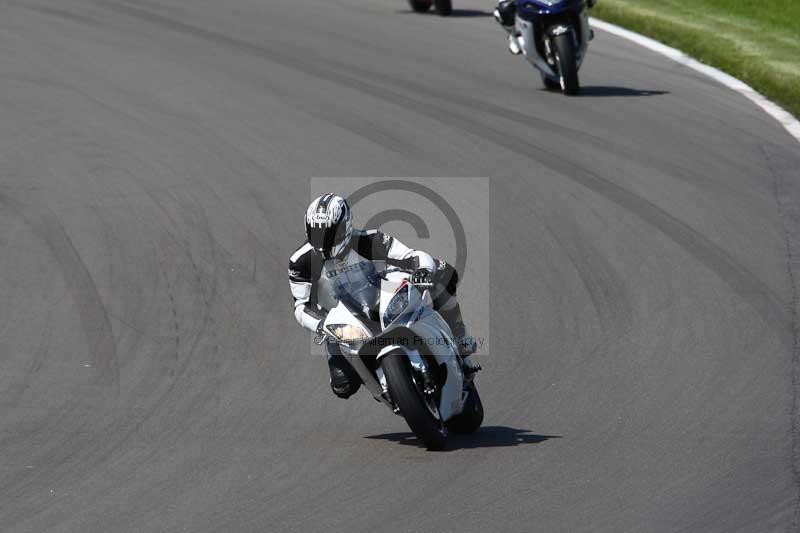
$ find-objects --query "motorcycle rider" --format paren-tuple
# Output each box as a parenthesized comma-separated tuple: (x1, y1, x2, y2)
(493, 0, 597, 55)
(289, 193, 479, 399)
(494, 0, 521, 54)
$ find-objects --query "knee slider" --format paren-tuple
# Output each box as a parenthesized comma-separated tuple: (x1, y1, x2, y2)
(331, 379, 361, 399)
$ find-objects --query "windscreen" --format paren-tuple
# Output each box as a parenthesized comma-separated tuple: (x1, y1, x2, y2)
(518, 0, 568, 8)
(331, 261, 382, 322)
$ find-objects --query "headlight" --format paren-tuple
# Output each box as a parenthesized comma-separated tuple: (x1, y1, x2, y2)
(523, 0, 564, 8)
(383, 286, 410, 326)
(327, 323, 371, 342)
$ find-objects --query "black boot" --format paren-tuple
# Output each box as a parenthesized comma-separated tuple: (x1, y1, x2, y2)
(493, 0, 516, 27)
(438, 302, 481, 376)
(326, 345, 361, 399)
(439, 303, 471, 353)
(432, 263, 480, 373)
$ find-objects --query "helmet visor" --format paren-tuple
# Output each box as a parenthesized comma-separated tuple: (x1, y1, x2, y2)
(307, 220, 348, 255)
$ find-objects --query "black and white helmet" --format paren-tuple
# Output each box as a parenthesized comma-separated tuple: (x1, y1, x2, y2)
(305, 193, 353, 259)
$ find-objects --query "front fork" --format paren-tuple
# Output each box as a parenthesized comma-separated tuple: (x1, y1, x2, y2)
(510, 8, 592, 73)
(544, 25, 575, 65)
(377, 350, 438, 414)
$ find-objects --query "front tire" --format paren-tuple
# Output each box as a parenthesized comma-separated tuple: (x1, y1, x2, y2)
(552, 32, 580, 95)
(434, 0, 452, 16)
(408, 0, 432, 12)
(381, 353, 447, 450)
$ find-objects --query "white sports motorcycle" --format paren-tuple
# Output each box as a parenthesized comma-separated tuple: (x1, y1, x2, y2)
(316, 263, 483, 450)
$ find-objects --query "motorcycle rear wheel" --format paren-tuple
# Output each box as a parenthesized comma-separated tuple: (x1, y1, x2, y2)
(434, 0, 453, 16)
(382, 352, 447, 450)
(408, 0, 432, 12)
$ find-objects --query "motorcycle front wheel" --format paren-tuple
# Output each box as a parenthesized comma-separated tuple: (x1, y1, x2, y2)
(408, 0, 432, 12)
(381, 352, 447, 450)
(552, 32, 580, 95)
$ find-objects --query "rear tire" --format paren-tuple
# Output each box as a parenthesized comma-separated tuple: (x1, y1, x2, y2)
(408, 0, 432, 12)
(446, 382, 484, 434)
(434, 0, 453, 16)
(381, 353, 447, 450)
(552, 32, 580, 95)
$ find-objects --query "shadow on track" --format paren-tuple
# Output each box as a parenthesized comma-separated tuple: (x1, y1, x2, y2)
(397, 9, 492, 17)
(447, 9, 493, 17)
(366, 426, 560, 450)
(574, 86, 669, 97)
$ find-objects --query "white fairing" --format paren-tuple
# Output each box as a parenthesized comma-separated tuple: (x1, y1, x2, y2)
(514, 17, 556, 77)
(322, 270, 466, 421)
(324, 300, 369, 332)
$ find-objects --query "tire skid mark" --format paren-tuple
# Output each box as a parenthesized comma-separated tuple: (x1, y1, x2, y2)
(66, 197, 223, 474)
(183, 193, 222, 426)
(174, 182, 298, 425)
(0, 201, 122, 517)
(0, 194, 185, 512)
(139, 186, 224, 426)
(10, 1, 109, 32)
(2, 309, 53, 407)
(132, 190, 212, 398)
(320, 60, 737, 197)
(541, 217, 633, 339)
(155, 246, 180, 375)
(144, 198, 210, 392)
(0, 194, 119, 388)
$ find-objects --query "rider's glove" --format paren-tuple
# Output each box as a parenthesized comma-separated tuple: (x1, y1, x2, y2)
(313, 318, 329, 345)
(410, 268, 434, 287)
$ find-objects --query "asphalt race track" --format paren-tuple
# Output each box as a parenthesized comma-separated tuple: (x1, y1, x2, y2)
(1, 0, 800, 531)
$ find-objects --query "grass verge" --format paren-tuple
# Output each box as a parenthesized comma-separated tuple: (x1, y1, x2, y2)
(592, 0, 800, 118)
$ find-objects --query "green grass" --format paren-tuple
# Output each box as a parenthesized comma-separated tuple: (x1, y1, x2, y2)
(593, 0, 800, 118)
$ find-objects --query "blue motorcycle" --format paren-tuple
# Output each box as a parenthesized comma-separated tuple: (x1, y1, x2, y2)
(495, 0, 596, 95)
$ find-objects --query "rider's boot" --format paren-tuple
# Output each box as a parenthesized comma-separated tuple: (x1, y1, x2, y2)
(493, 0, 516, 27)
(326, 344, 361, 399)
(438, 300, 482, 376)
(494, 0, 520, 54)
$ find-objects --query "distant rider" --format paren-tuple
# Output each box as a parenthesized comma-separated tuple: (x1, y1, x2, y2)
(288, 193, 479, 399)
(493, 0, 597, 55)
